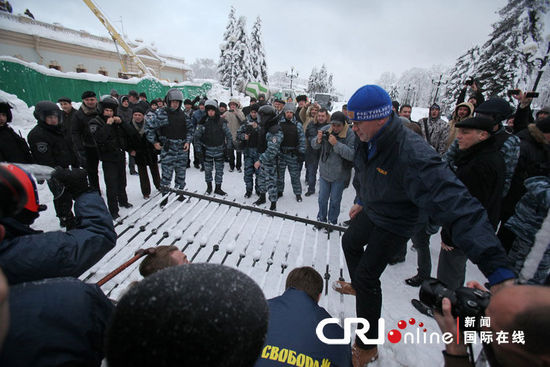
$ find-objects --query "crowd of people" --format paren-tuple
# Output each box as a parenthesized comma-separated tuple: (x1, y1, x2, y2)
(0, 78, 550, 366)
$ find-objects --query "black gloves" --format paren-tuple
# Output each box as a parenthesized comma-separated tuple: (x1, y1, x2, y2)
(296, 152, 305, 165)
(52, 167, 90, 198)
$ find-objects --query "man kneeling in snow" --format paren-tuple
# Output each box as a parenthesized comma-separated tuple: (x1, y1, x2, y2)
(255, 266, 352, 367)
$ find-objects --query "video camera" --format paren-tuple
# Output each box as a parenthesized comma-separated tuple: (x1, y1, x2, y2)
(419, 278, 491, 320)
(465, 77, 475, 86)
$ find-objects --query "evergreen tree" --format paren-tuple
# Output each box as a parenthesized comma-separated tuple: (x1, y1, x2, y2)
(218, 6, 237, 88)
(307, 64, 335, 95)
(249, 16, 269, 84)
(476, 0, 548, 96)
(307, 67, 319, 95)
(443, 0, 549, 109)
(232, 16, 253, 92)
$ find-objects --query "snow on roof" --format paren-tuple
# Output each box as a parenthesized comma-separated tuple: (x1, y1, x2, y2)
(0, 56, 201, 87)
(0, 12, 190, 71)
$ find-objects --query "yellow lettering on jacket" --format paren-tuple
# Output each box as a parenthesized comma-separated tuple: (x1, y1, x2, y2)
(376, 167, 388, 175)
(259, 345, 331, 367)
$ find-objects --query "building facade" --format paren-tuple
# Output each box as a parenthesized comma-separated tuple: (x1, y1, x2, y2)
(0, 11, 190, 82)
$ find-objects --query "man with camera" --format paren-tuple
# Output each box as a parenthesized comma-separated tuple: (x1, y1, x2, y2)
(310, 111, 355, 228)
(431, 280, 550, 367)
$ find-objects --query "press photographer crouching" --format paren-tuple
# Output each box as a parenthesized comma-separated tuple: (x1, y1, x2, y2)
(424, 279, 550, 366)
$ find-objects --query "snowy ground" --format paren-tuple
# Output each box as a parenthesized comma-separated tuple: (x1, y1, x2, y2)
(5, 90, 485, 367)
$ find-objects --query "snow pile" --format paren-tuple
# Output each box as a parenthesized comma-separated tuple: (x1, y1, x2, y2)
(0, 89, 35, 135)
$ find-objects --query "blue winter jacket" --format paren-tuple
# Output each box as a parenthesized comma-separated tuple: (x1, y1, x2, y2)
(0, 191, 116, 285)
(254, 288, 352, 367)
(353, 113, 513, 284)
(0, 277, 114, 367)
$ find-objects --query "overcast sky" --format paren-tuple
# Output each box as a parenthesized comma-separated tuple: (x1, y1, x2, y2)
(11, 0, 545, 97)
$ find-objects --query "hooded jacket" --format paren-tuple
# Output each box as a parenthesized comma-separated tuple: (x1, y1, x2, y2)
(446, 102, 474, 149)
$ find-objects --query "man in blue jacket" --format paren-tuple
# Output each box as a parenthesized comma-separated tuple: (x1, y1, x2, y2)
(255, 266, 351, 367)
(334, 85, 515, 366)
(0, 164, 116, 285)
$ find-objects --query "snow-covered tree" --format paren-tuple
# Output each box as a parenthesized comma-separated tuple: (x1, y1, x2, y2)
(190, 58, 219, 80)
(218, 6, 237, 88)
(443, 0, 550, 109)
(307, 64, 335, 95)
(232, 16, 253, 92)
(249, 16, 268, 84)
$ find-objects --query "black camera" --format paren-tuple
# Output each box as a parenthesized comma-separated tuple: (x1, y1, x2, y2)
(465, 78, 475, 86)
(322, 130, 337, 141)
(419, 278, 491, 319)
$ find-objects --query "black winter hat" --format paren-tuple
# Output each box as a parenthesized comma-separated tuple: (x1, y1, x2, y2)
(0, 102, 13, 122)
(219, 102, 228, 109)
(330, 111, 347, 124)
(296, 95, 307, 103)
(128, 90, 139, 98)
(183, 99, 193, 106)
(81, 91, 96, 100)
(139, 92, 147, 98)
(132, 104, 147, 115)
(57, 96, 71, 103)
(274, 98, 285, 105)
(475, 97, 514, 123)
(33, 101, 60, 121)
(536, 116, 550, 133)
(105, 264, 268, 367)
(430, 103, 440, 110)
(455, 117, 495, 133)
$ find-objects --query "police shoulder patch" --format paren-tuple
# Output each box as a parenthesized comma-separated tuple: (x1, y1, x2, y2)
(89, 124, 98, 133)
(36, 142, 48, 153)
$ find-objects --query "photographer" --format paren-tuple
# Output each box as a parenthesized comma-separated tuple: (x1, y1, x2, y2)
(311, 112, 355, 228)
(433, 281, 550, 367)
(457, 78, 485, 109)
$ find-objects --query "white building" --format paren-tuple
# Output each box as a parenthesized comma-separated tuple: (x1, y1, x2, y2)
(0, 11, 191, 82)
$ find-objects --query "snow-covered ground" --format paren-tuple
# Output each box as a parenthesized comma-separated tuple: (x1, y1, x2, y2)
(4, 89, 486, 367)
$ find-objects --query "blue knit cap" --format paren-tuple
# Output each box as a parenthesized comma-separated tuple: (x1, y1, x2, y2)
(347, 85, 392, 121)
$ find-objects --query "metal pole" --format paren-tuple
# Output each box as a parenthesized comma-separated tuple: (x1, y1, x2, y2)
(532, 42, 550, 91)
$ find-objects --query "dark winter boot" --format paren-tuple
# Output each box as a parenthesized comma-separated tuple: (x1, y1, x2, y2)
(160, 196, 169, 207)
(178, 194, 185, 202)
(405, 274, 426, 287)
(270, 201, 277, 211)
(206, 182, 213, 194)
(245, 190, 252, 198)
(120, 202, 133, 209)
(254, 193, 266, 205)
(214, 184, 226, 196)
(305, 189, 315, 197)
(296, 194, 302, 202)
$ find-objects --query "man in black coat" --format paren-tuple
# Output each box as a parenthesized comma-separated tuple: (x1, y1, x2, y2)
(28, 101, 79, 228)
(437, 117, 505, 291)
(72, 91, 101, 190)
(126, 104, 161, 199)
(0, 101, 33, 164)
(89, 96, 132, 219)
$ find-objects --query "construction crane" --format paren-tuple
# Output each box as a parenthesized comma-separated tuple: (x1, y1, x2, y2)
(82, 0, 152, 77)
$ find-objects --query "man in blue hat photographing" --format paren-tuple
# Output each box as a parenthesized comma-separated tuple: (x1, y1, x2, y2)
(334, 85, 515, 366)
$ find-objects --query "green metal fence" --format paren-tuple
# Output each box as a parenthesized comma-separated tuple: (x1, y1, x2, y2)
(0, 59, 211, 106)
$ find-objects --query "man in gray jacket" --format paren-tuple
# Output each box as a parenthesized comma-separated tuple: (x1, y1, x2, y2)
(311, 112, 355, 228)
